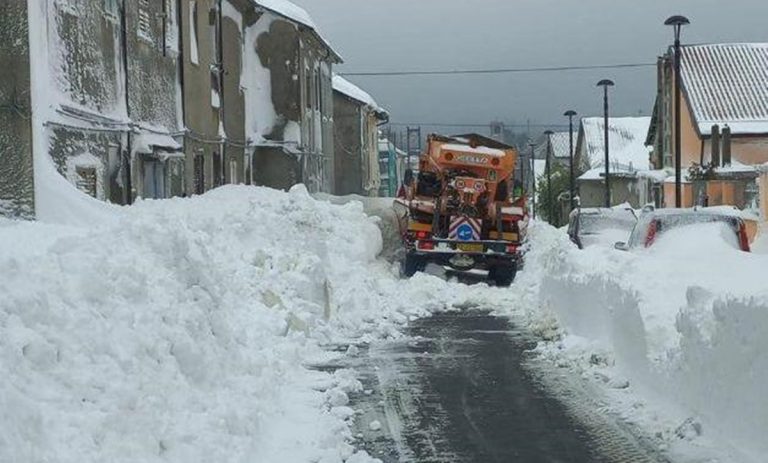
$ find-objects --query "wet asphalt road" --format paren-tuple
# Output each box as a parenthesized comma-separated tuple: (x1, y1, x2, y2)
(340, 311, 668, 463)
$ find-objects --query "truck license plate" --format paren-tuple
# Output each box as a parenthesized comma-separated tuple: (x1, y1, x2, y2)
(458, 243, 484, 253)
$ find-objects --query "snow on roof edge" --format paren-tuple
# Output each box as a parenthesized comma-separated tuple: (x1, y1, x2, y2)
(251, 0, 342, 61)
(332, 75, 387, 115)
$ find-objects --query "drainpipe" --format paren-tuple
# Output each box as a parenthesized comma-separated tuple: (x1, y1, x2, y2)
(120, 0, 133, 204)
(216, 0, 225, 186)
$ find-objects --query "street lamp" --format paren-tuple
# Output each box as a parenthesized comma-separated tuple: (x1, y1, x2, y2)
(597, 79, 615, 208)
(564, 110, 577, 211)
(665, 15, 690, 208)
(528, 142, 536, 218)
(544, 130, 554, 224)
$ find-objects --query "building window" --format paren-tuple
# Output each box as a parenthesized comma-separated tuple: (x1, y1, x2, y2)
(194, 154, 205, 194)
(213, 152, 222, 187)
(76, 167, 98, 198)
(163, 0, 179, 55)
(137, 0, 153, 42)
(189, 1, 200, 65)
(103, 0, 119, 20)
(229, 159, 238, 184)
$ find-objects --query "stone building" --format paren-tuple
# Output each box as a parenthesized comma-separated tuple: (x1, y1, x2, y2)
(1, 0, 183, 218)
(332, 75, 388, 196)
(1, 0, 353, 218)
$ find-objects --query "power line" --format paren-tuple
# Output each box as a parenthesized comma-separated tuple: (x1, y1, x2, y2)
(386, 122, 569, 128)
(340, 62, 656, 77)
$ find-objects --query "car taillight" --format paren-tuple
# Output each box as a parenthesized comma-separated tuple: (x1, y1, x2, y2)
(415, 230, 431, 240)
(418, 241, 435, 250)
(738, 223, 751, 252)
(645, 220, 658, 247)
(506, 244, 517, 253)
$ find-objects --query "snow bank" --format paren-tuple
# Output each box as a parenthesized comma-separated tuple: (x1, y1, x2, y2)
(0, 185, 508, 463)
(519, 220, 768, 460)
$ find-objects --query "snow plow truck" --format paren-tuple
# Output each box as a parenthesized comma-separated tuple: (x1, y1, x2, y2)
(394, 134, 528, 286)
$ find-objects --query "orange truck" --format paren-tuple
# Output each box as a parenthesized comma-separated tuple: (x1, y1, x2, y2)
(393, 134, 528, 286)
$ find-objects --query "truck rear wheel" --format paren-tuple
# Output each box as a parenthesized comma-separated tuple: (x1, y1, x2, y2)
(401, 253, 426, 278)
(489, 264, 516, 287)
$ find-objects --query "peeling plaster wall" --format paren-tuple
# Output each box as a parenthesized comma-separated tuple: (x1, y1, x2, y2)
(333, 94, 362, 196)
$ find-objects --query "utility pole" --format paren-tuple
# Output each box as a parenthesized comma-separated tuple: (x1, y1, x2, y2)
(564, 110, 577, 211)
(529, 142, 536, 219)
(544, 130, 554, 224)
(597, 79, 615, 208)
(665, 15, 690, 208)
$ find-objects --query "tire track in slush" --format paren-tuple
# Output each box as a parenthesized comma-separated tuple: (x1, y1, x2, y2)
(347, 310, 671, 463)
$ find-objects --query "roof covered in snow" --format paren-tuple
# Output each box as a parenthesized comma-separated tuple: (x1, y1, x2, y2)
(252, 0, 341, 61)
(332, 75, 387, 116)
(681, 43, 768, 135)
(578, 117, 652, 171)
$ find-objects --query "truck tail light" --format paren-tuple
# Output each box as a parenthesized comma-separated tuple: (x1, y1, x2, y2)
(506, 244, 517, 253)
(415, 230, 431, 240)
(418, 241, 435, 250)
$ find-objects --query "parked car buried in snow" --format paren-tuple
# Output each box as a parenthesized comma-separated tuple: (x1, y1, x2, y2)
(615, 208, 751, 252)
(567, 207, 638, 249)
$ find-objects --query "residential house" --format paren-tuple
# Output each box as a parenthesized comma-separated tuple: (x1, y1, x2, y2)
(1, 0, 184, 219)
(647, 43, 768, 210)
(241, 1, 341, 193)
(575, 117, 656, 208)
(332, 75, 388, 196)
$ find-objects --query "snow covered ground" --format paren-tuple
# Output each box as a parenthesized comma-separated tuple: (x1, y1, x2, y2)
(3, 176, 768, 462)
(0, 183, 515, 463)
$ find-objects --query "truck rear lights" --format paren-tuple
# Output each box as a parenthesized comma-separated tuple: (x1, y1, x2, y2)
(444, 152, 454, 161)
(506, 245, 517, 253)
(417, 241, 435, 250)
(491, 158, 500, 166)
(414, 230, 431, 240)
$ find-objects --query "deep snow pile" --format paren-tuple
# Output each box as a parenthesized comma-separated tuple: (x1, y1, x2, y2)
(517, 220, 768, 461)
(0, 185, 513, 463)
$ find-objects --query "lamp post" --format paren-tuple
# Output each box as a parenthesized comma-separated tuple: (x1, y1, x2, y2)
(544, 130, 554, 224)
(528, 142, 536, 218)
(665, 15, 690, 208)
(564, 110, 577, 210)
(597, 79, 615, 208)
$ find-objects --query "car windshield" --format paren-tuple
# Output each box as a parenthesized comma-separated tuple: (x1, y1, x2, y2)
(579, 211, 636, 234)
(657, 213, 738, 233)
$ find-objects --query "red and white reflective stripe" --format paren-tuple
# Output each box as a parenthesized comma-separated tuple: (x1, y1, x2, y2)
(448, 216, 482, 240)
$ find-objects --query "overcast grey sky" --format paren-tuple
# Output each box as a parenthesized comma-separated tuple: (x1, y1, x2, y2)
(292, 0, 768, 136)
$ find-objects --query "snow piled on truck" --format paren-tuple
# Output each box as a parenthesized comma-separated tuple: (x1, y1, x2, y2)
(516, 220, 768, 462)
(0, 184, 513, 463)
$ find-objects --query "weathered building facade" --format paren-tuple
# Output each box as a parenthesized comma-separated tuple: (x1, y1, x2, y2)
(248, 5, 340, 193)
(0, 0, 34, 218)
(332, 75, 388, 196)
(2, 0, 184, 216)
(2, 0, 359, 218)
